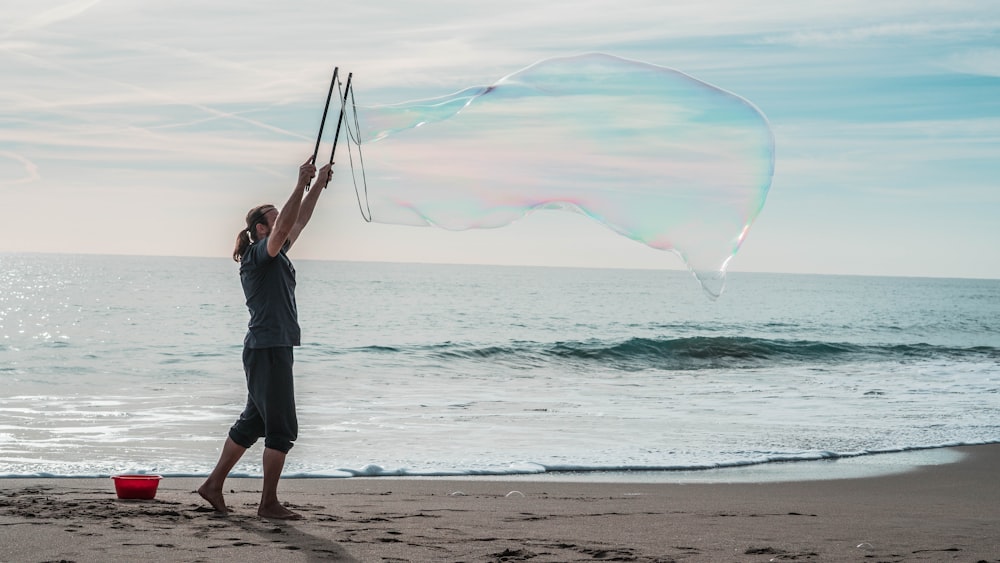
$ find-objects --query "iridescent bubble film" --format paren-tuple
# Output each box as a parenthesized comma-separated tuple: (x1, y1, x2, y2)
(354, 53, 774, 297)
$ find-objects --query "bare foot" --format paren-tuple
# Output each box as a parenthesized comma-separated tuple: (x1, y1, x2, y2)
(197, 483, 229, 514)
(258, 502, 303, 520)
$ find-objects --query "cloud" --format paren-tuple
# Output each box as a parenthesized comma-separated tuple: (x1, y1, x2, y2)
(759, 21, 999, 47)
(773, 118, 1000, 204)
(2, 0, 104, 37)
(0, 151, 40, 187)
(945, 48, 1000, 77)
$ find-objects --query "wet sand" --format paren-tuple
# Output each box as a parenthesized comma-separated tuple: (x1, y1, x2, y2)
(1, 445, 998, 562)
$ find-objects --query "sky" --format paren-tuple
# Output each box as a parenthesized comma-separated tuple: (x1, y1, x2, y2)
(1, 0, 998, 280)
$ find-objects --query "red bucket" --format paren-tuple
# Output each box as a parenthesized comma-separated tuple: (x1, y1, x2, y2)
(111, 475, 162, 499)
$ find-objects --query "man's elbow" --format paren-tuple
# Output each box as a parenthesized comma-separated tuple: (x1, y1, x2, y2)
(272, 224, 294, 241)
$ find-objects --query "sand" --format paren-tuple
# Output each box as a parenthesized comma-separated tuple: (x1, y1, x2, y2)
(1, 445, 998, 562)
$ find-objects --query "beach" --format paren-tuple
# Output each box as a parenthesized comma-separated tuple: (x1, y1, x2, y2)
(3, 257, 998, 561)
(1, 444, 996, 562)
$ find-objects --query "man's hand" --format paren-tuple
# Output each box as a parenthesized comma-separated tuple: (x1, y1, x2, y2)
(298, 158, 317, 188)
(313, 163, 334, 190)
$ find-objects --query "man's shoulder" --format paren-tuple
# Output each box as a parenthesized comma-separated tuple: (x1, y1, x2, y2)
(241, 239, 270, 269)
(248, 236, 293, 261)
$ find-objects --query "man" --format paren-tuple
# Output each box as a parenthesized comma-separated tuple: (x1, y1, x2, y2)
(199, 157, 333, 520)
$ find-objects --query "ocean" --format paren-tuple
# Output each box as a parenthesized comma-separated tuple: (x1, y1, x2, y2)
(1, 253, 998, 480)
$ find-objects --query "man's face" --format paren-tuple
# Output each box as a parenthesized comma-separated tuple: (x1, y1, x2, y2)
(257, 207, 278, 236)
(259, 208, 279, 235)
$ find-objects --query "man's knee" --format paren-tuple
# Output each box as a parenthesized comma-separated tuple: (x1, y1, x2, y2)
(228, 427, 259, 449)
(263, 436, 295, 453)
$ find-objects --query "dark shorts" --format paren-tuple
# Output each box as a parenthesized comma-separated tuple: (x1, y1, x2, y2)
(229, 346, 298, 453)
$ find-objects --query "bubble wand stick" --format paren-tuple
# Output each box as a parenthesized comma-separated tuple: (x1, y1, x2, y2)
(310, 67, 339, 172)
(324, 72, 353, 188)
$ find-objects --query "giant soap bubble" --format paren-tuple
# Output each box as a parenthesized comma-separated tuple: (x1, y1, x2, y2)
(349, 53, 774, 298)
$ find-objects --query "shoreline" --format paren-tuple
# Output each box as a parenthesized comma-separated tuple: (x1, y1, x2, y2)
(2, 444, 998, 561)
(397, 445, 970, 483)
(0, 444, 975, 483)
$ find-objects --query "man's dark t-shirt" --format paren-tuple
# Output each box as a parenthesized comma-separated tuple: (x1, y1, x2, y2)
(240, 237, 300, 348)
